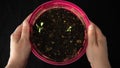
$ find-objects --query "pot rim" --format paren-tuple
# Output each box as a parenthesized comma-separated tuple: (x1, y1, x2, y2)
(29, 0, 90, 66)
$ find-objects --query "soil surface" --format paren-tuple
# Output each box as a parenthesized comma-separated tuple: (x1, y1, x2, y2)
(30, 8, 85, 62)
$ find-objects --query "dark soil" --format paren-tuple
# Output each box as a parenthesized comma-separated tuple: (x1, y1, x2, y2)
(30, 8, 85, 62)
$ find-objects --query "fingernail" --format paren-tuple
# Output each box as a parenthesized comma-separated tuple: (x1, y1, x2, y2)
(23, 21, 28, 27)
(88, 24, 94, 30)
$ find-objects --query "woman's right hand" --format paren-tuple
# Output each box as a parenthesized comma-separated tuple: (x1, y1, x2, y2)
(86, 22, 111, 68)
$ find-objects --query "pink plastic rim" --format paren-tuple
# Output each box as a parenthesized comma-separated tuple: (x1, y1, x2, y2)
(29, 0, 90, 66)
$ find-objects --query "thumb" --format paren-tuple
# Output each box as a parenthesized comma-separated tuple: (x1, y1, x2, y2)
(88, 23, 97, 45)
(21, 14, 31, 39)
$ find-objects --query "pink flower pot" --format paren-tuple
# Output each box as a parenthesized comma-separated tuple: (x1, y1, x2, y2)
(29, 0, 90, 65)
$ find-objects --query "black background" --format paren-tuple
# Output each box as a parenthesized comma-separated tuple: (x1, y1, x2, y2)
(0, 0, 119, 68)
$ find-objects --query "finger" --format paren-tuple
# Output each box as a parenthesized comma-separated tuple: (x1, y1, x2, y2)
(11, 24, 22, 41)
(90, 21, 105, 38)
(94, 24, 107, 45)
(94, 25, 105, 38)
(88, 23, 97, 45)
(90, 21, 106, 46)
(21, 14, 32, 40)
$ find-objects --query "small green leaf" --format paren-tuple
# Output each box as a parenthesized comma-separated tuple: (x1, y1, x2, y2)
(36, 24, 40, 29)
(67, 26, 72, 32)
(40, 22, 44, 26)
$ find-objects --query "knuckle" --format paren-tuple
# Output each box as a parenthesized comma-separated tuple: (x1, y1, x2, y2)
(88, 41, 97, 46)
(10, 33, 15, 39)
(20, 37, 28, 42)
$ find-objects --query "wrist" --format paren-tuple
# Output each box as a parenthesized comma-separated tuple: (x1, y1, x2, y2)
(90, 59, 111, 68)
(5, 57, 27, 68)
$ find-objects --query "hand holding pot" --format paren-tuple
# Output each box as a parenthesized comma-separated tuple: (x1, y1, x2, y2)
(5, 15, 31, 68)
(86, 22, 111, 68)
(5, 12, 111, 68)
